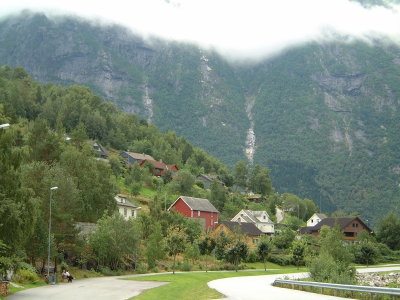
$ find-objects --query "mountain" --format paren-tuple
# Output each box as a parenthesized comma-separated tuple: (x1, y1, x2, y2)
(1, 12, 400, 224)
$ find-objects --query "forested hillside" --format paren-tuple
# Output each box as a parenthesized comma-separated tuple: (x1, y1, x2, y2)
(1, 12, 400, 223)
(1, 66, 321, 275)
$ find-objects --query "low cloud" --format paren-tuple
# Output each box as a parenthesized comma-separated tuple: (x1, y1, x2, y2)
(2, 0, 400, 62)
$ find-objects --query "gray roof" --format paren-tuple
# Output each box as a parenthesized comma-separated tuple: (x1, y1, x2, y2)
(177, 196, 219, 213)
(124, 152, 154, 161)
(221, 221, 263, 236)
(315, 213, 327, 219)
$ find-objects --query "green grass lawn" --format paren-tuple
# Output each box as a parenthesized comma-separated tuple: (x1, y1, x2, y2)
(126, 268, 306, 300)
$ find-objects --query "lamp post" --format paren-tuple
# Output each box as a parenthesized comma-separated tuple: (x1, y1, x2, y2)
(47, 186, 58, 282)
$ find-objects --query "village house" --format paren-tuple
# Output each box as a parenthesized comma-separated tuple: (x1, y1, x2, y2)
(231, 209, 275, 235)
(215, 221, 264, 249)
(92, 141, 109, 159)
(120, 151, 155, 166)
(168, 196, 219, 230)
(114, 194, 141, 220)
(139, 159, 179, 177)
(196, 174, 225, 189)
(299, 216, 373, 241)
(306, 213, 327, 227)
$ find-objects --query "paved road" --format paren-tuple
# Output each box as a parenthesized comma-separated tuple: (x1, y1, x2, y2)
(7, 266, 400, 300)
(208, 266, 400, 300)
(6, 275, 168, 300)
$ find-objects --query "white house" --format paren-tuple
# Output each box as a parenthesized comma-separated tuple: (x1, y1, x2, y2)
(306, 213, 327, 227)
(114, 194, 141, 220)
(231, 209, 275, 235)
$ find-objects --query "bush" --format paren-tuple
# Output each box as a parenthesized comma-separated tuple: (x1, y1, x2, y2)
(14, 269, 40, 284)
(98, 267, 123, 276)
(268, 254, 292, 266)
(18, 262, 37, 273)
(245, 251, 259, 263)
(179, 260, 192, 272)
(308, 253, 356, 284)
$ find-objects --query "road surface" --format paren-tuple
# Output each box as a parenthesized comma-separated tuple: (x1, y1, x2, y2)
(208, 266, 400, 300)
(6, 275, 168, 300)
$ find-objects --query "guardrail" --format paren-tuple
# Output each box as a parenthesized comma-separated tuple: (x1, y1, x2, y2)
(273, 279, 400, 297)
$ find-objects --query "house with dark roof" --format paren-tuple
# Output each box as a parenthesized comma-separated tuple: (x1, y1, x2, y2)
(306, 213, 327, 227)
(168, 196, 219, 229)
(120, 151, 155, 166)
(93, 141, 109, 159)
(231, 209, 275, 235)
(215, 221, 264, 249)
(115, 194, 141, 220)
(299, 216, 373, 241)
(196, 174, 225, 189)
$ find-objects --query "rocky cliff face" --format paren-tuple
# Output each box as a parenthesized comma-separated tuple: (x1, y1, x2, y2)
(1, 12, 400, 223)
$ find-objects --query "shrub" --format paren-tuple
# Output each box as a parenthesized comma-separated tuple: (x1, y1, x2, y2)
(268, 254, 292, 266)
(14, 269, 40, 284)
(179, 260, 192, 272)
(98, 267, 123, 276)
(18, 262, 37, 273)
(245, 251, 259, 263)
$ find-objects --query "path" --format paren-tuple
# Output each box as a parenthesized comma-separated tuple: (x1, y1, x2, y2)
(6, 275, 168, 300)
(208, 266, 400, 300)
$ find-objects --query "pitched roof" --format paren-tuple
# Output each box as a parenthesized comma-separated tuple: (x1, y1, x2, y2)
(221, 221, 263, 236)
(239, 210, 272, 223)
(303, 216, 372, 233)
(114, 195, 141, 209)
(315, 213, 327, 219)
(124, 152, 155, 161)
(171, 196, 219, 213)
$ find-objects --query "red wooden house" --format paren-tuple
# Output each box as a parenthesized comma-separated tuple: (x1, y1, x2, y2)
(139, 159, 179, 176)
(168, 196, 219, 230)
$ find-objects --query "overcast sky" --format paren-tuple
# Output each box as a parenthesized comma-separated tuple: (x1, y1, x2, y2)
(2, 0, 400, 62)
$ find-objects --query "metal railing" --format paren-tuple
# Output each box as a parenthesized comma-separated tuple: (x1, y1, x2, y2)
(273, 279, 400, 297)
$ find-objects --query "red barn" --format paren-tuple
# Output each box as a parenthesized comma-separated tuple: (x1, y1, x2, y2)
(168, 196, 219, 230)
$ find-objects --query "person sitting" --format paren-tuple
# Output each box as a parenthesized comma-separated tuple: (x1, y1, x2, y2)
(61, 270, 67, 282)
(65, 270, 74, 283)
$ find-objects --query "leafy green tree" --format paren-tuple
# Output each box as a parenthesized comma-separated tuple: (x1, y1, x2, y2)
(89, 214, 139, 270)
(376, 213, 400, 250)
(165, 226, 188, 274)
(273, 228, 296, 250)
(309, 225, 356, 284)
(198, 235, 216, 272)
(291, 239, 306, 269)
(257, 237, 271, 271)
(233, 160, 248, 189)
(249, 165, 273, 196)
(225, 241, 248, 272)
(168, 170, 195, 195)
(184, 243, 200, 265)
(145, 222, 165, 269)
(210, 180, 226, 211)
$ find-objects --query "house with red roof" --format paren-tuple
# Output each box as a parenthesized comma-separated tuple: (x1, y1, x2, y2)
(139, 159, 179, 176)
(168, 196, 219, 230)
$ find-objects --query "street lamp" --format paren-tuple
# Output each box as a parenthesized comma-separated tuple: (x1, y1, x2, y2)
(0, 123, 10, 129)
(47, 186, 58, 283)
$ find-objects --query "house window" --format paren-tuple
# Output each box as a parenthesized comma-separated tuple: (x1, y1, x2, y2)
(263, 215, 266, 220)
(198, 211, 201, 217)
(131, 210, 135, 217)
(253, 238, 259, 245)
(311, 219, 314, 223)
(124, 208, 127, 216)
